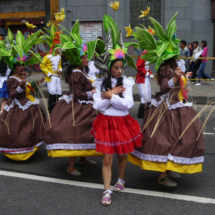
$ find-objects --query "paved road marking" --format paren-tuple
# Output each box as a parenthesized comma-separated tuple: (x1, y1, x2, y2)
(0, 170, 215, 205)
(203, 132, 215, 135)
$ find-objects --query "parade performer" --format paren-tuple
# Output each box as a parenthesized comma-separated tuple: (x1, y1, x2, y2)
(0, 30, 46, 161)
(89, 15, 142, 206)
(0, 36, 11, 114)
(39, 25, 63, 113)
(136, 50, 154, 118)
(128, 13, 205, 187)
(45, 20, 100, 176)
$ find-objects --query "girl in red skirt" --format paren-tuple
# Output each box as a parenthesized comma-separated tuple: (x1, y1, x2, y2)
(91, 53, 142, 205)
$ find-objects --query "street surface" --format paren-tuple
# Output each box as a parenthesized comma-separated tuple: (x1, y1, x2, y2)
(0, 102, 215, 214)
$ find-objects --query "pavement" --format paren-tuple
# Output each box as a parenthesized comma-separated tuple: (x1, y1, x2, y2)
(28, 72, 215, 104)
(0, 103, 215, 214)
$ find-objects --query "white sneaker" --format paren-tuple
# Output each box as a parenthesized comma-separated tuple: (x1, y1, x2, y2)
(195, 83, 201, 86)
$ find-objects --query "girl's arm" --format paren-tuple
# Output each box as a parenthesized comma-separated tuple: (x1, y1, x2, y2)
(93, 78, 111, 111)
(109, 77, 134, 111)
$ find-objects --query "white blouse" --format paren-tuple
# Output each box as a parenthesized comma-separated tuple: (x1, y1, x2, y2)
(93, 76, 135, 116)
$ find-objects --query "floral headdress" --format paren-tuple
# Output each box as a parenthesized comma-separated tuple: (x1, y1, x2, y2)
(2, 29, 42, 69)
(87, 14, 139, 74)
(57, 20, 89, 65)
(132, 12, 180, 71)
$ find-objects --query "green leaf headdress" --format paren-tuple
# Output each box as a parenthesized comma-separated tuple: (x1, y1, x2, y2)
(2, 29, 43, 69)
(133, 12, 180, 71)
(58, 19, 89, 66)
(87, 14, 139, 73)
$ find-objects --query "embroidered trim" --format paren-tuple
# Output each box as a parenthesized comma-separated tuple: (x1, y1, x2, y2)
(130, 150, 204, 165)
(168, 78, 175, 88)
(4, 98, 40, 111)
(16, 86, 24, 93)
(0, 142, 43, 154)
(150, 93, 193, 110)
(10, 76, 22, 82)
(46, 143, 96, 150)
(77, 99, 93, 104)
(59, 94, 73, 104)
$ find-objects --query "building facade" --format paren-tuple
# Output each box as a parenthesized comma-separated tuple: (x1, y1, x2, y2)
(59, 0, 215, 76)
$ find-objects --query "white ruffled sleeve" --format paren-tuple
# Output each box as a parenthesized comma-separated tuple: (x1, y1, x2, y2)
(110, 76, 135, 111)
(93, 78, 111, 111)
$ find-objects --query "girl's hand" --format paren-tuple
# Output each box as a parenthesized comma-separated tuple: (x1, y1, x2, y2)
(91, 88, 96, 94)
(174, 67, 183, 79)
(102, 88, 113, 99)
(20, 81, 26, 88)
(112, 86, 125, 95)
(186, 72, 193, 78)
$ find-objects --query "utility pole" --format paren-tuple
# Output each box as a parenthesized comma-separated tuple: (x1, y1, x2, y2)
(45, 0, 51, 24)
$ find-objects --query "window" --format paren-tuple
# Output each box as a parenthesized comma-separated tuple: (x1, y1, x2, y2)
(130, 0, 162, 28)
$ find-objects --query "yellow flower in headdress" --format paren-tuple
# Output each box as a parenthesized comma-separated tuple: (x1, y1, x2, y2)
(27, 32, 34, 38)
(125, 24, 133, 37)
(55, 8, 65, 22)
(109, 1, 120, 11)
(139, 6, 150, 18)
(47, 21, 52, 27)
(25, 22, 36, 29)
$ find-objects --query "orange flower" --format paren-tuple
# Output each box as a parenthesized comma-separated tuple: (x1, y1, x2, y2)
(53, 31, 62, 44)
(147, 28, 155, 35)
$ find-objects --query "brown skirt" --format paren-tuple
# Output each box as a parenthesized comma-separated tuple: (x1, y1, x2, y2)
(128, 106, 205, 174)
(0, 104, 46, 160)
(45, 100, 101, 157)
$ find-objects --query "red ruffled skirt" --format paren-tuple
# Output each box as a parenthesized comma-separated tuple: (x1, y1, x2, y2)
(91, 113, 142, 155)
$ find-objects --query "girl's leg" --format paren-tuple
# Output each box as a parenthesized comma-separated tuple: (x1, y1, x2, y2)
(102, 154, 113, 191)
(117, 154, 127, 180)
(158, 171, 177, 187)
(197, 63, 204, 83)
(67, 157, 81, 175)
(201, 63, 212, 79)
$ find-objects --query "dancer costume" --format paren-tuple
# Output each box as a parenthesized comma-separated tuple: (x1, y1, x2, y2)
(128, 13, 205, 173)
(39, 27, 62, 113)
(136, 50, 153, 118)
(45, 20, 101, 157)
(0, 30, 46, 161)
(0, 59, 10, 99)
(0, 37, 11, 99)
(89, 15, 142, 155)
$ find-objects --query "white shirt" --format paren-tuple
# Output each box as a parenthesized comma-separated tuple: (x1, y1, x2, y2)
(88, 60, 100, 80)
(93, 76, 135, 116)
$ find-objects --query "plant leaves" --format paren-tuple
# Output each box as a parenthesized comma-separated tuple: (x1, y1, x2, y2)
(126, 55, 137, 69)
(103, 14, 119, 48)
(155, 53, 178, 71)
(87, 39, 105, 61)
(156, 42, 169, 57)
(149, 17, 167, 41)
(135, 27, 157, 51)
(16, 31, 25, 47)
(7, 29, 14, 44)
(12, 44, 23, 61)
(50, 24, 57, 40)
(26, 52, 43, 66)
(71, 19, 83, 46)
(124, 42, 139, 49)
(23, 30, 41, 53)
(61, 42, 77, 50)
(166, 12, 178, 39)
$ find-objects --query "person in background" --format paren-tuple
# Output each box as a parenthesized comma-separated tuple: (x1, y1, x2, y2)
(188, 43, 194, 56)
(195, 40, 213, 86)
(180, 40, 190, 68)
(136, 50, 154, 118)
(188, 41, 202, 83)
